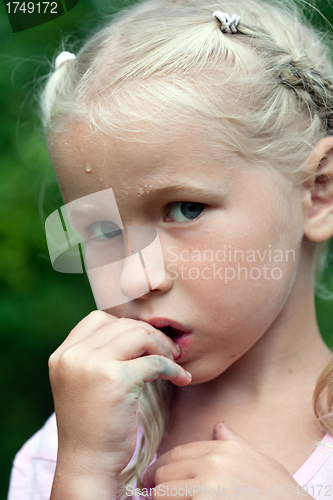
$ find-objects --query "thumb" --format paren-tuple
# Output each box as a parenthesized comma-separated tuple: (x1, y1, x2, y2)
(212, 421, 243, 441)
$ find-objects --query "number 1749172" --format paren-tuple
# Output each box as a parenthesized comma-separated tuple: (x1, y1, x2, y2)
(281, 485, 332, 496)
(5, 2, 58, 14)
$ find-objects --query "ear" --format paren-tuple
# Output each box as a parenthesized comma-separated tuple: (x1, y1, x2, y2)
(303, 137, 333, 242)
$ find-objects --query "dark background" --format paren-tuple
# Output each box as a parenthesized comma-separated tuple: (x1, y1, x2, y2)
(1, 0, 333, 498)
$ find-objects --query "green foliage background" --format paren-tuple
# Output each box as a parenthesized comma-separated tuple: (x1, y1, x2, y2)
(1, 0, 333, 498)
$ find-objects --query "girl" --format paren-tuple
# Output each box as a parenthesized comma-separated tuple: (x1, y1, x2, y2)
(8, 0, 333, 499)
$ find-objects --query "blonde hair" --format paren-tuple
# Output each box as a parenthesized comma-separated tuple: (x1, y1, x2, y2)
(40, 0, 333, 497)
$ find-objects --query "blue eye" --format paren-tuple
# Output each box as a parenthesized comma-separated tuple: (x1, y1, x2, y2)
(87, 220, 123, 240)
(167, 202, 205, 222)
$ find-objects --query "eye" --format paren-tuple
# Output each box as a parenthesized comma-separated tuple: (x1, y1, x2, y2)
(86, 220, 123, 240)
(166, 202, 205, 223)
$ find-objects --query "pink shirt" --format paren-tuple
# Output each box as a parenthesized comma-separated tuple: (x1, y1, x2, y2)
(7, 413, 333, 500)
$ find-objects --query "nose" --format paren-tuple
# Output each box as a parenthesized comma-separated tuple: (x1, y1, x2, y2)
(119, 251, 150, 299)
(119, 226, 171, 300)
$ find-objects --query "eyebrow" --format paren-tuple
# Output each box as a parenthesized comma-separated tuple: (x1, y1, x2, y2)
(139, 183, 228, 199)
(65, 183, 227, 225)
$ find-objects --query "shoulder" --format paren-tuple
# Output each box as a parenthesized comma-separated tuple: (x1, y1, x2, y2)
(7, 413, 57, 500)
(294, 432, 333, 497)
(310, 433, 333, 486)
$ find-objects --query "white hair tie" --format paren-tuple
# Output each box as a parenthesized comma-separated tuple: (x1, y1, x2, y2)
(55, 51, 76, 70)
(212, 11, 240, 34)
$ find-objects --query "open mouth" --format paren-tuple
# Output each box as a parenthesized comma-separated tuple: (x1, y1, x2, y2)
(159, 326, 187, 338)
(141, 318, 193, 356)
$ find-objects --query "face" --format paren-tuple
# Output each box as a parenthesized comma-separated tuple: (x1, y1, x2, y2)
(49, 120, 306, 385)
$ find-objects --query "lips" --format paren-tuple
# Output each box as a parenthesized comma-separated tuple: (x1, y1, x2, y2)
(141, 317, 194, 360)
(142, 318, 192, 338)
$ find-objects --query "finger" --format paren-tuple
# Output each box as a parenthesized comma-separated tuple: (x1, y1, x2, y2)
(127, 354, 191, 390)
(56, 310, 119, 351)
(134, 319, 182, 360)
(111, 318, 180, 359)
(143, 442, 210, 486)
(100, 317, 182, 360)
(143, 459, 195, 489)
(143, 456, 168, 488)
(78, 316, 181, 360)
(212, 423, 278, 464)
(213, 421, 243, 441)
(56, 314, 181, 360)
(102, 326, 177, 361)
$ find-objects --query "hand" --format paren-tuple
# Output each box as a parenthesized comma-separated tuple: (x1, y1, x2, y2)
(48, 311, 191, 480)
(143, 422, 311, 500)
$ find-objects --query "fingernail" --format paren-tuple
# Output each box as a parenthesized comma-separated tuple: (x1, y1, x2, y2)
(214, 421, 225, 431)
(173, 344, 181, 359)
(186, 370, 192, 380)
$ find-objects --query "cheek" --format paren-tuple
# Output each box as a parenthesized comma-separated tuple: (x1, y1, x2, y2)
(174, 206, 301, 337)
(86, 257, 150, 310)
(87, 267, 123, 310)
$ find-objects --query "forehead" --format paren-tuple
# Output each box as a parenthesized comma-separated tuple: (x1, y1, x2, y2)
(48, 120, 238, 204)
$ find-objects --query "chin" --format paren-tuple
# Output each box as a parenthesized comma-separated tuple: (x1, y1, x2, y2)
(183, 363, 228, 385)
